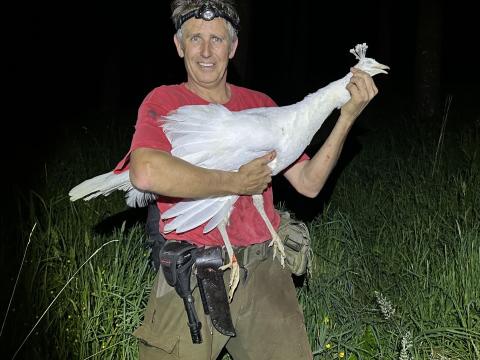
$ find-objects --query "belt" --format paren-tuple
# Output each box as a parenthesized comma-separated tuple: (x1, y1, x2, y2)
(231, 240, 270, 268)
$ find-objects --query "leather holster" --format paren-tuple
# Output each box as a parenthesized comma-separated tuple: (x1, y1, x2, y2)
(196, 247, 236, 337)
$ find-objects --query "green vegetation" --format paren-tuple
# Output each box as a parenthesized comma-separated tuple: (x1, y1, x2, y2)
(2, 113, 479, 359)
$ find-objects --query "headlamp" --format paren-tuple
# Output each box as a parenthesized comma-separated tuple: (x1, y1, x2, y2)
(175, 2, 240, 32)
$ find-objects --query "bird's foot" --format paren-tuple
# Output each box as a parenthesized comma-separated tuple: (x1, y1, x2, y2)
(219, 254, 240, 302)
(268, 232, 286, 268)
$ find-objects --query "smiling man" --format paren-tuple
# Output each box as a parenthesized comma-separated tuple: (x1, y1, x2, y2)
(119, 1, 379, 359)
(172, 16, 238, 102)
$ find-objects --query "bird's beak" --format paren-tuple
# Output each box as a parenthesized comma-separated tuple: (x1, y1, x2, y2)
(376, 63, 390, 74)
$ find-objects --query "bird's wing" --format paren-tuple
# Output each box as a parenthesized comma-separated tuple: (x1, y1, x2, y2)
(163, 104, 279, 171)
(162, 196, 239, 234)
(161, 104, 279, 234)
(69, 170, 155, 207)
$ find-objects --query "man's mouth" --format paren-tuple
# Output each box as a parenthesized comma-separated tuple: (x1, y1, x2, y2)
(199, 62, 214, 69)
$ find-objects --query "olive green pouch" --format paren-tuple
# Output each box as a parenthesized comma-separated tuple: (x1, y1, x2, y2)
(277, 211, 313, 277)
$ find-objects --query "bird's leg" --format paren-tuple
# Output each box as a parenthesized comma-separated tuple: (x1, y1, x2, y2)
(252, 194, 286, 267)
(217, 220, 240, 302)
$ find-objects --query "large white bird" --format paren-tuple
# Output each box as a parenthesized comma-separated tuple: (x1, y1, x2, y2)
(70, 43, 388, 300)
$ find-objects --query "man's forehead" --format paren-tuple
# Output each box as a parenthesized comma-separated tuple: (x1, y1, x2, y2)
(182, 17, 229, 36)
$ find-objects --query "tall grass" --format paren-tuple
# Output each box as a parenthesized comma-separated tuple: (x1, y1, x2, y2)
(2, 111, 479, 359)
(300, 114, 480, 359)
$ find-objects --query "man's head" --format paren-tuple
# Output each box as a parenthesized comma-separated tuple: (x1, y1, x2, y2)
(171, 0, 240, 43)
(171, 1, 240, 92)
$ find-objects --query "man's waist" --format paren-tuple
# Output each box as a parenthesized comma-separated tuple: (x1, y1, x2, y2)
(227, 241, 271, 268)
(162, 230, 278, 248)
(165, 239, 271, 268)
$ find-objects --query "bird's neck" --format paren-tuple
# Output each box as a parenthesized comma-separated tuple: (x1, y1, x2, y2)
(293, 73, 352, 138)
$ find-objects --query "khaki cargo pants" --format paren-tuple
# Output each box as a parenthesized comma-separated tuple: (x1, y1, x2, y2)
(133, 239, 313, 360)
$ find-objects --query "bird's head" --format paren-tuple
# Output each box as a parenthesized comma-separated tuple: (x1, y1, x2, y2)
(350, 43, 389, 76)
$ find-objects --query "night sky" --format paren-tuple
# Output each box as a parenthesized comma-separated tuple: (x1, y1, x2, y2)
(2, 0, 479, 212)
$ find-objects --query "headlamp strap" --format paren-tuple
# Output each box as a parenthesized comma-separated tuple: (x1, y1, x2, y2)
(176, 2, 240, 31)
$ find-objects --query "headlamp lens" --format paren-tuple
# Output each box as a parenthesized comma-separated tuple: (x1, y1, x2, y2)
(202, 9, 215, 21)
(176, 2, 240, 31)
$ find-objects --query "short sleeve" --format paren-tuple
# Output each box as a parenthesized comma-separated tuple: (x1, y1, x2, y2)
(114, 97, 172, 173)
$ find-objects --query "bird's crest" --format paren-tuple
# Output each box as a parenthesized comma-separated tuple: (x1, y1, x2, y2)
(349, 42, 389, 76)
(349, 43, 368, 60)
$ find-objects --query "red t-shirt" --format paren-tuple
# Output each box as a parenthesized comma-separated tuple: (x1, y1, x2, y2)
(115, 83, 308, 247)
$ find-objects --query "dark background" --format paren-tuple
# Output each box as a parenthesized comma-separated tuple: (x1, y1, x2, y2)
(3, 0, 478, 204)
(3, 0, 479, 262)
(1, 0, 479, 357)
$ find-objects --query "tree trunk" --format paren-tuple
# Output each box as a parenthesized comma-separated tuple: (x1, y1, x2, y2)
(231, 0, 252, 86)
(414, 0, 443, 120)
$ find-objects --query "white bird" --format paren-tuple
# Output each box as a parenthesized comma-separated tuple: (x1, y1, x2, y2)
(69, 43, 388, 300)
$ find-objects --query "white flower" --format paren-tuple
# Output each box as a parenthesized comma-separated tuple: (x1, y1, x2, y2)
(399, 331, 413, 360)
(374, 291, 396, 320)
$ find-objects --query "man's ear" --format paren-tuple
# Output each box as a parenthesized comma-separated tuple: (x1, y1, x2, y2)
(229, 38, 238, 59)
(174, 34, 184, 58)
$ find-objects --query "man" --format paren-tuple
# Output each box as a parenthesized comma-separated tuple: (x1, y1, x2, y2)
(117, 0, 379, 359)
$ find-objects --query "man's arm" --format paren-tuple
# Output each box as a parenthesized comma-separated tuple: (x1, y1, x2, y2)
(284, 68, 378, 198)
(130, 147, 276, 199)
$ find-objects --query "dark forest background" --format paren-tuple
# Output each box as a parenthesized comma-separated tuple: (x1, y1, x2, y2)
(1, 0, 479, 344)
(3, 0, 478, 204)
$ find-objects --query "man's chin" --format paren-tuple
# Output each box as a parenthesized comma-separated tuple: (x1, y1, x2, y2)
(193, 76, 225, 88)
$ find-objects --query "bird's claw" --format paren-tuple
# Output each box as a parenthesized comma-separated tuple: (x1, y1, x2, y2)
(269, 233, 286, 268)
(219, 254, 240, 302)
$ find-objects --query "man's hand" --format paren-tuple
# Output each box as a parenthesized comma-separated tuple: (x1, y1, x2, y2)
(341, 68, 378, 125)
(236, 151, 276, 195)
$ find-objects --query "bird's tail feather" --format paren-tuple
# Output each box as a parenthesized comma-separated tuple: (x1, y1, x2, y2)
(69, 170, 155, 207)
(69, 171, 129, 201)
(125, 188, 157, 208)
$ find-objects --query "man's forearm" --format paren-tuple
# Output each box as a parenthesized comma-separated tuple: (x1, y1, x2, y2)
(130, 148, 240, 198)
(289, 116, 353, 197)
(305, 116, 354, 191)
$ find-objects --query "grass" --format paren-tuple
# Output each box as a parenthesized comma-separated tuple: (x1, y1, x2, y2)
(1, 111, 479, 359)
(300, 113, 480, 359)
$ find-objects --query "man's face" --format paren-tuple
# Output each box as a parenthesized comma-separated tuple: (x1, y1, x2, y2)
(174, 17, 238, 90)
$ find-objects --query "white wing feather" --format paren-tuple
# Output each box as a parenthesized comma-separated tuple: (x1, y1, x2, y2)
(163, 198, 227, 233)
(203, 196, 238, 233)
(164, 104, 279, 171)
(161, 199, 206, 219)
(160, 104, 281, 233)
(69, 170, 155, 207)
(69, 171, 131, 200)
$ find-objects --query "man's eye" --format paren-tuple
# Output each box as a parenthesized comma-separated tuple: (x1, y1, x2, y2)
(191, 35, 200, 42)
(212, 36, 222, 43)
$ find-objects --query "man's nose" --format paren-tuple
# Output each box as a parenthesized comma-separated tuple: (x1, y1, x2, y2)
(201, 41, 212, 57)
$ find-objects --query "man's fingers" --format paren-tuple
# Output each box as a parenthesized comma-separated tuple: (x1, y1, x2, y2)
(249, 150, 276, 166)
(237, 150, 277, 194)
(262, 150, 276, 163)
(352, 75, 370, 99)
(350, 69, 377, 99)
